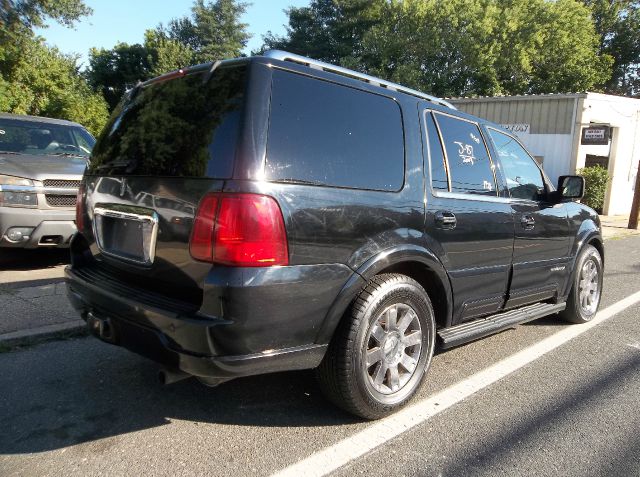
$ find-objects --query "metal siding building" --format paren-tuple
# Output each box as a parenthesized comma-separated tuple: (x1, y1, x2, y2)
(450, 93, 640, 215)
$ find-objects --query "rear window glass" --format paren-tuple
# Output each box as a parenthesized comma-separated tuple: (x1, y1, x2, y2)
(266, 70, 404, 191)
(88, 65, 247, 177)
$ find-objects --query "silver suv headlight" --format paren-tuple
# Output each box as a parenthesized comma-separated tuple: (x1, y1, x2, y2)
(0, 175, 38, 207)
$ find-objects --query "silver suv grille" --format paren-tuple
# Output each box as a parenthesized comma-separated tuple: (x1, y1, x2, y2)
(45, 195, 77, 207)
(43, 179, 81, 189)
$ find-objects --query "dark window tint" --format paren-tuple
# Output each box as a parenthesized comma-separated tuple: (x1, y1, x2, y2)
(88, 65, 247, 177)
(266, 70, 404, 191)
(434, 113, 496, 196)
(488, 129, 544, 200)
(425, 112, 448, 190)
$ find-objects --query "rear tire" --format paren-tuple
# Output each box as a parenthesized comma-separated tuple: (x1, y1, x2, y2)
(559, 245, 603, 324)
(316, 273, 435, 419)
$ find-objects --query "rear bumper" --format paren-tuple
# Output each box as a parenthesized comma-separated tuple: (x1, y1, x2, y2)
(65, 262, 348, 379)
(0, 206, 76, 248)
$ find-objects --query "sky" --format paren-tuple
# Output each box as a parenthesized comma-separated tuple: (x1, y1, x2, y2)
(34, 0, 310, 68)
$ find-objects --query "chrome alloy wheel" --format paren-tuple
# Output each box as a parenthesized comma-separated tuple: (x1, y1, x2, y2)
(579, 257, 600, 315)
(363, 303, 423, 395)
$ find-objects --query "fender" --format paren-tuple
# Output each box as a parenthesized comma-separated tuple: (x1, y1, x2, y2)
(314, 244, 453, 345)
(560, 219, 603, 299)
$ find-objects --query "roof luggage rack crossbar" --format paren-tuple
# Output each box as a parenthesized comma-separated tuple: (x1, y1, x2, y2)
(263, 50, 456, 110)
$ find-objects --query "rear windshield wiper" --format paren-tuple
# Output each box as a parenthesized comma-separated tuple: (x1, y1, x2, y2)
(275, 178, 326, 186)
(202, 60, 222, 84)
(51, 152, 87, 158)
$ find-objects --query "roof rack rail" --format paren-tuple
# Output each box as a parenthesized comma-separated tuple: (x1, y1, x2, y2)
(263, 50, 456, 110)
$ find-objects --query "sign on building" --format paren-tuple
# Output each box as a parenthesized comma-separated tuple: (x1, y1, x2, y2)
(501, 123, 530, 135)
(581, 126, 610, 145)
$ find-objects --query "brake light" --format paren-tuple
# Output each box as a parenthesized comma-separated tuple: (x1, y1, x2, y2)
(75, 183, 85, 231)
(190, 194, 219, 262)
(190, 193, 288, 266)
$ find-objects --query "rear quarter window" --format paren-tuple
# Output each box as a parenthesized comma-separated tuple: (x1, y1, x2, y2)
(265, 70, 404, 191)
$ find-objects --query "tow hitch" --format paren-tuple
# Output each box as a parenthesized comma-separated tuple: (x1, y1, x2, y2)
(86, 311, 117, 343)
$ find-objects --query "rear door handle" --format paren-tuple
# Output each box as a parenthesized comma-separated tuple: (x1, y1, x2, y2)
(520, 215, 535, 229)
(435, 210, 457, 229)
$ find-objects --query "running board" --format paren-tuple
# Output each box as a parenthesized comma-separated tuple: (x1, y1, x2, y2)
(437, 302, 566, 349)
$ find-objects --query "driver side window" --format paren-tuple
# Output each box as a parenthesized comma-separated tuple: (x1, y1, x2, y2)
(488, 129, 544, 201)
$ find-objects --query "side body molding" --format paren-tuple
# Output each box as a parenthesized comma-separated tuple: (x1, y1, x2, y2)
(314, 244, 453, 345)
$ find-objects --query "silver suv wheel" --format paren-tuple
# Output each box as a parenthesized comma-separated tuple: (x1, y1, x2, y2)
(364, 303, 422, 395)
(578, 257, 601, 315)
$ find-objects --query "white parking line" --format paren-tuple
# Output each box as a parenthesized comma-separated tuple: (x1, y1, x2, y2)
(271, 291, 640, 477)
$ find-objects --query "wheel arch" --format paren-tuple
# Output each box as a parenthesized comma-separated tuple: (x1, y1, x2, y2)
(314, 245, 453, 345)
(587, 236, 604, 266)
(561, 225, 604, 299)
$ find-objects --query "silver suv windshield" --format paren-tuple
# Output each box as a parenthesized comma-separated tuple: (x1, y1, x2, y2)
(0, 118, 96, 158)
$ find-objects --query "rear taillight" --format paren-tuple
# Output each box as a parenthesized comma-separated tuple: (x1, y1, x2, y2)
(190, 193, 288, 267)
(75, 183, 85, 232)
(190, 194, 219, 262)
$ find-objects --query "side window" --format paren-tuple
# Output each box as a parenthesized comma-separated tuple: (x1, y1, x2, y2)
(488, 129, 544, 201)
(425, 112, 448, 191)
(266, 70, 404, 191)
(433, 113, 496, 196)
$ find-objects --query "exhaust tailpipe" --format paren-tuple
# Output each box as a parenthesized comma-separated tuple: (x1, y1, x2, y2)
(158, 368, 191, 385)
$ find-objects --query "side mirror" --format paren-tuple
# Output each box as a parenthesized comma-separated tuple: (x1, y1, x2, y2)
(558, 175, 585, 200)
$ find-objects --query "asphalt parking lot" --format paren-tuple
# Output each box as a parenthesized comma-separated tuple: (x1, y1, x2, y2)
(1, 236, 639, 477)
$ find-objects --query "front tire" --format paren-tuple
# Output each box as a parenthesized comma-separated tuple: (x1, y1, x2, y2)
(560, 245, 603, 324)
(316, 273, 435, 419)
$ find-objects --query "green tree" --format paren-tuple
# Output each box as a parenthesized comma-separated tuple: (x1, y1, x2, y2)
(264, 0, 613, 97)
(144, 29, 194, 77)
(86, 0, 250, 112)
(164, 0, 251, 63)
(86, 43, 152, 111)
(0, 0, 109, 135)
(0, 0, 91, 38)
(86, 33, 195, 110)
(261, 0, 384, 65)
(583, 0, 640, 96)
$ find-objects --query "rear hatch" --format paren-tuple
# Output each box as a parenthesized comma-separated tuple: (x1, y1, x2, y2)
(78, 63, 249, 307)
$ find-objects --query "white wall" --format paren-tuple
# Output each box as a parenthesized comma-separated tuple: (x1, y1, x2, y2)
(514, 132, 574, 184)
(578, 94, 640, 216)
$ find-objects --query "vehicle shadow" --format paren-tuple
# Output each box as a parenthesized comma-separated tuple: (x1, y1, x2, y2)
(521, 315, 569, 327)
(0, 337, 360, 455)
(0, 248, 70, 271)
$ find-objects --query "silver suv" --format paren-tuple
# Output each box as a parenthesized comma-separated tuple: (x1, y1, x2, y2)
(0, 113, 95, 248)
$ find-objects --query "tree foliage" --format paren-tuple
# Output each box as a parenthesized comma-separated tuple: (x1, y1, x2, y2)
(261, 0, 383, 63)
(163, 0, 250, 63)
(86, 43, 151, 111)
(582, 0, 640, 96)
(0, 0, 108, 135)
(579, 165, 611, 212)
(0, 0, 91, 38)
(264, 0, 613, 97)
(86, 0, 251, 112)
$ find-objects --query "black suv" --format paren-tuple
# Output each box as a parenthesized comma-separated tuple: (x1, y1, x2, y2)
(66, 51, 604, 419)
